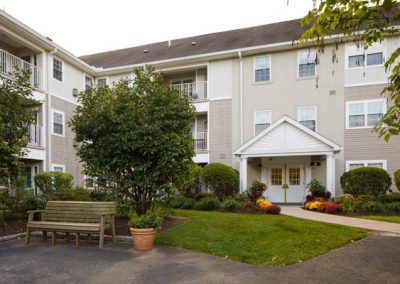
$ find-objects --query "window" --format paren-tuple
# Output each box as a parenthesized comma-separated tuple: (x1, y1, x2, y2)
(288, 168, 300, 185)
(254, 56, 271, 82)
(53, 58, 63, 81)
(52, 109, 65, 136)
(347, 42, 384, 69)
(254, 110, 271, 135)
(85, 76, 93, 91)
(298, 106, 317, 131)
(346, 100, 385, 128)
(346, 160, 387, 171)
(298, 50, 317, 77)
(52, 164, 65, 173)
(271, 168, 282, 185)
(97, 78, 107, 87)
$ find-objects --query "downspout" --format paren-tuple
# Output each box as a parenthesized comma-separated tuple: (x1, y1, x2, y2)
(238, 51, 243, 145)
(46, 48, 57, 172)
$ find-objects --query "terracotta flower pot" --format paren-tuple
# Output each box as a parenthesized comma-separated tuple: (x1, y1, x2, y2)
(130, 228, 157, 252)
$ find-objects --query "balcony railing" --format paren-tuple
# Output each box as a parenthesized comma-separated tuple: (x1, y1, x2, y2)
(0, 49, 41, 88)
(28, 124, 43, 147)
(171, 81, 207, 101)
(192, 131, 208, 152)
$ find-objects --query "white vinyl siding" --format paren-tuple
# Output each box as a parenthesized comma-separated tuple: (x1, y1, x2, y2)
(254, 56, 271, 82)
(298, 50, 317, 77)
(346, 99, 386, 129)
(254, 110, 271, 135)
(52, 109, 65, 136)
(345, 160, 387, 171)
(53, 58, 63, 81)
(298, 106, 316, 131)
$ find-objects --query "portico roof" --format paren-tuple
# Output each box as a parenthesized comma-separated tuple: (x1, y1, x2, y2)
(234, 116, 342, 157)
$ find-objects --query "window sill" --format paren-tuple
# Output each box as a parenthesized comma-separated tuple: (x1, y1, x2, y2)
(51, 132, 65, 138)
(253, 81, 273, 86)
(296, 76, 317, 81)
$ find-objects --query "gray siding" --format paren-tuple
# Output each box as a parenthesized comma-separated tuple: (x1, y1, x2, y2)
(209, 99, 233, 166)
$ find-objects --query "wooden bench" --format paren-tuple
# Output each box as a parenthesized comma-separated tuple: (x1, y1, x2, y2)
(26, 201, 116, 249)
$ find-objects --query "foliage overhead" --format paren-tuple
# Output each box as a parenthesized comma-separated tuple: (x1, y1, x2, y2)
(301, 0, 400, 141)
(70, 65, 196, 215)
(0, 69, 39, 189)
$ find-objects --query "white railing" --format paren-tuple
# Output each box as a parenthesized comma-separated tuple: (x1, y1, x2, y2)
(0, 49, 41, 88)
(171, 81, 207, 101)
(28, 124, 42, 147)
(192, 131, 208, 152)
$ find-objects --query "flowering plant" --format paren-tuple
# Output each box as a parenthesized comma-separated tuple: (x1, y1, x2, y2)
(247, 181, 268, 202)
(256, 197, 272, 209)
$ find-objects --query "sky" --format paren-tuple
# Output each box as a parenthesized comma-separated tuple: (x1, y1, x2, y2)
(0, 0, 314, 56)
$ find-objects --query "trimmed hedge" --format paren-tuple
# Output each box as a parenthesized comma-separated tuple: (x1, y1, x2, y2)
(202, 163, 239, 200)
(395, 169, 400, 191)
(340, 167, 392, 197)
(378, 193, 400, 203)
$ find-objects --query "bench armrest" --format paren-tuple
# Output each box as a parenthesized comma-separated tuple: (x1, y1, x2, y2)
(100, 212, 115, 217)
(27, 210, 45, 222)
(27, 210, 45, 214)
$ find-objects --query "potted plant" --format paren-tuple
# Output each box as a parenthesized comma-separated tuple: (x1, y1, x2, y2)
(129, 211, 163, 252)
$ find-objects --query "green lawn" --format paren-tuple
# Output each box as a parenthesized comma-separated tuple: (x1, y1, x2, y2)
(156, 210, 367, 266)
(359, 215, 400, 224)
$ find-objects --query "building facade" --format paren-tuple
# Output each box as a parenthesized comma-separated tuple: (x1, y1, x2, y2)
(1, 11, 399, 202)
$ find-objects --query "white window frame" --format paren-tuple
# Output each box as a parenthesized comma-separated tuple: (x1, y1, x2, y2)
(97, 77, 108, 87)
(51, 109, 65, 137)
(297, 106, 317, 131)
(254, 110, 272, 136)
(345, 160, 387, 171)
(84, 74, 93, 91)
(52, 57, 63, 82)
(253, 55, 272, 83)
(297, 49, 317, 78)
(52, 164, 66, 173)
(345, 41, 385, 70)
(345, 99, 386, 129)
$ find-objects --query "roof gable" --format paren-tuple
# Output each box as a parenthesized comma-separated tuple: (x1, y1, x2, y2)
(234, 116, 341, 156)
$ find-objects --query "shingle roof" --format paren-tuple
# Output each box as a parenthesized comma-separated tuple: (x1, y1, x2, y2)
(79, 18, 307, 69)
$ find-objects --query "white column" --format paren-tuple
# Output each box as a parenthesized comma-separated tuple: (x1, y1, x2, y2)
(240, 157, 248, 192)
(326, 154, 335, 197)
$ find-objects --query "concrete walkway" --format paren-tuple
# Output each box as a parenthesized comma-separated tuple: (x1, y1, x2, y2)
(281, 206, 400, 234)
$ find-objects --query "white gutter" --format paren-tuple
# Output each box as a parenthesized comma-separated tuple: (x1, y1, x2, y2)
(46, 48, 57, 171)
(238, 51, 243, 145)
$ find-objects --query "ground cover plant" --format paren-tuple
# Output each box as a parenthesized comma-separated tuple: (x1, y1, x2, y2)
(156, 209, 367, 266)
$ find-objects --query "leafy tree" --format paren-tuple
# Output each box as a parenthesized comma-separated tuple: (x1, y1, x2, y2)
(0, 69, 39, 189)
(70, 66, 196, 215)
(300, 0, 400, 141)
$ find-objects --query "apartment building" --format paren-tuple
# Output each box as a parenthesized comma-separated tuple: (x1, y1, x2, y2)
(1, 10, 399, 202)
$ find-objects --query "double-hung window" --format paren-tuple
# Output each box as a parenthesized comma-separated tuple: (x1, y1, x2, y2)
(85, 76, 93, 91)
(346, 160, 387, 171)
(53, 58, 63, 81)
(298, 50, 317, 77)
(254, 56, 271, 82)
(52, 164, 65, 173)
(298, 106, 317, 131)
(97, 78, 107, 87)
(347, 100, 385, 128)
(347, 42, 384, 68)
(52, 109, 65, 136)
(254, 110, 271, 135)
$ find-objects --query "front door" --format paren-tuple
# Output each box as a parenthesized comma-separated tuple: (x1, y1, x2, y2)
(267, 164, 304, 203)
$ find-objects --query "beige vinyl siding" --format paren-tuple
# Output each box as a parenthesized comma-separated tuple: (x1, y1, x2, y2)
(208, 59, 233, 100)
(209, 99, 233, 166)
(51, 96, 84, 186)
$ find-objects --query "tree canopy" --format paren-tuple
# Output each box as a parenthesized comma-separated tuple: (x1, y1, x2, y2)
(70, 66, 196, 215)
(301, 0, 400, 141)
(0, 69, 39, 189)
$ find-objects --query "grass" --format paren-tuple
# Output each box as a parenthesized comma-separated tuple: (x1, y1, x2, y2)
(156, 209, 367, 266)
(359, 215, 400, 224)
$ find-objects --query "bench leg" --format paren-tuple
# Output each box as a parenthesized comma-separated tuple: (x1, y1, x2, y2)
(65, 232, 70, 241)
(52, 232, 57, 246)
(112, 216, 116, 243)
(87, 233, 91, 242)
(43, 231, 47, 240)
(99, 230, 104, 249)
(76, 233, 80, 247)
(25, 229, 31, 244)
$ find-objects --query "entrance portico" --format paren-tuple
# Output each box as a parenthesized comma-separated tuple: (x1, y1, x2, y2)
(234, 116, 341, 203)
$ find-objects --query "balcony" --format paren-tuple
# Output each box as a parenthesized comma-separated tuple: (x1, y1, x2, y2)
(192, 131, 208, 152)
(171, 81, 207, 101)
(28, 124, 43, 148)
(0, 49, 41, 88)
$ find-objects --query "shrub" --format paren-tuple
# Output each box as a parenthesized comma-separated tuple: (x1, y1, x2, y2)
(34, 172, 73, 193)
(316, 202, 330, 212)
(193, 196, 219, 211)
(256, 197, 272, 209)
(202, 163, 239, 200)
(222, 198, 241, 210)
(263, 205, 281, 214)
(169, 196, 195, 209)
(356, 201, 385, 212)
(57, 187, 91, 201)
(378, 193, 400, 203)
(385, 202, 400, 212)
(247, 181, 267, 202)
(335, 194, 355, 212)
(395, 169, 400, 191)
(174, 164, 203, 197)
(116, 198, 132, 217)
(340, 167, 392, 197)
(325, 203, 343, 214)
(307, 179, 326, 198)
(195, 192, 216, 200)
(89, 188, 115, 201)
(336, 194, 354, 203)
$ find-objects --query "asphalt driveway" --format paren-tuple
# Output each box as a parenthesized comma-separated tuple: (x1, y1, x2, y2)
(0, 234, 399, 284)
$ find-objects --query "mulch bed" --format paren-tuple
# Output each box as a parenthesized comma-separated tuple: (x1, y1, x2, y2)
(301, 207, 400, 217)
(0, 216, 185, 238)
